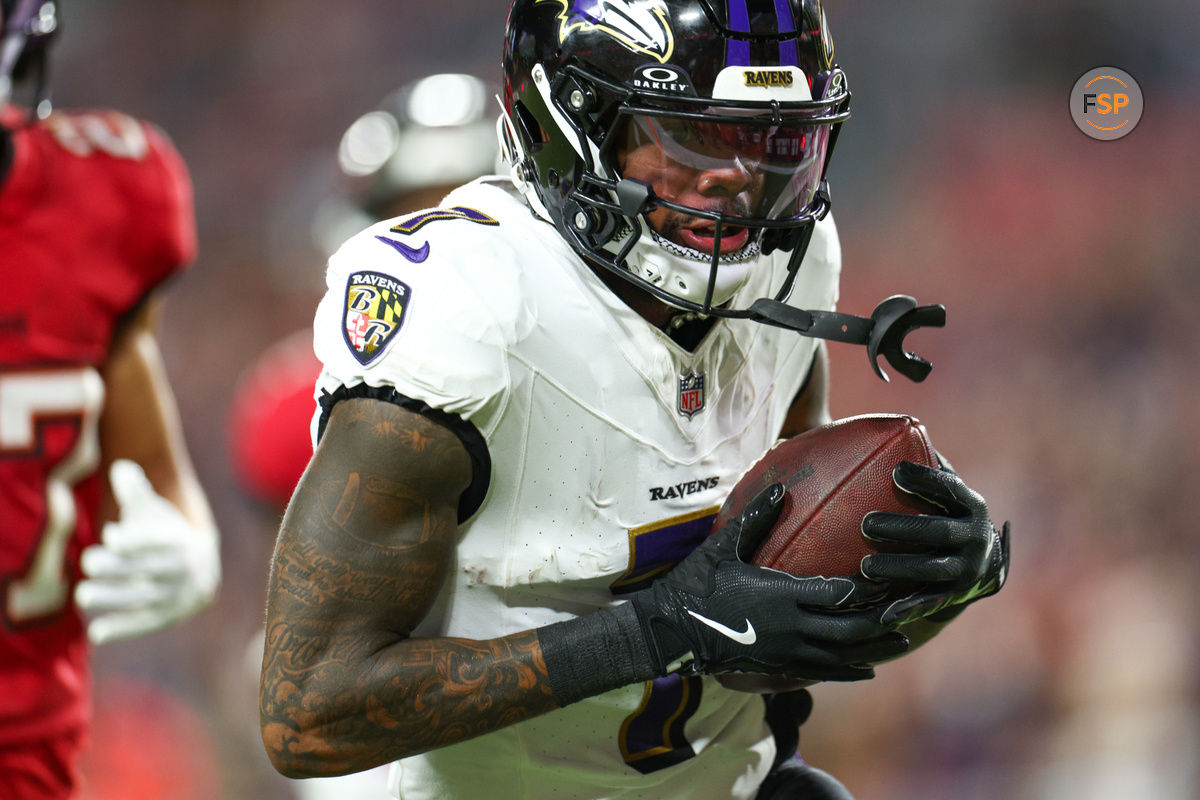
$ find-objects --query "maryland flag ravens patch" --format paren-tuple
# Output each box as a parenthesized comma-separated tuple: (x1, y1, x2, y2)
(342, 271, 411, 365)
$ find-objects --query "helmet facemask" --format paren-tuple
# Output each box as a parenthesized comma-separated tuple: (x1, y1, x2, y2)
(515, 60, 849, 317)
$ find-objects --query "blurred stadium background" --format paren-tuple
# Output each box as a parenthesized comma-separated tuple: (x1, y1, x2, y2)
(48, 1, 1200, 798)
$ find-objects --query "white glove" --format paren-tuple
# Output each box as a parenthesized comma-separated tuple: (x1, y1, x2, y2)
(76, 459, 220, 645)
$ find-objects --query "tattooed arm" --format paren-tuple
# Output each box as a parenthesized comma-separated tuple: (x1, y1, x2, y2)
(259, 397, 558, 777)
(259, 391, 903, 777)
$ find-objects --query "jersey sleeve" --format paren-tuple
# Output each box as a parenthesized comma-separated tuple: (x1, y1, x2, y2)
(133, 121, 198, 289)
(311, 217, 518, 433)
(60, 110, 198, 316)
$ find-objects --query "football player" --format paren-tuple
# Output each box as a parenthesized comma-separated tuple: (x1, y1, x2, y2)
(259, 2, 1008, 799)
(0, 2, 220, 797)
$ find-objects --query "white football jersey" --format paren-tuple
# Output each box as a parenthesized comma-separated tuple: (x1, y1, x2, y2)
(311, 177, 841, 800)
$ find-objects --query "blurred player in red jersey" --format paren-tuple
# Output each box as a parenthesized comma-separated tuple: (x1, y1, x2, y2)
(229, 73, 497, 800)
(0, 3, 220, 798)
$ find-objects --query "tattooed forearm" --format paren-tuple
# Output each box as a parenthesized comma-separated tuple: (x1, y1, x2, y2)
(260, 398, 558, 778)
(261, 624, 557, 777)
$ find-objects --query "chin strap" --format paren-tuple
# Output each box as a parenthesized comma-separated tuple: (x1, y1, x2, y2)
(748, 295, 946, 383)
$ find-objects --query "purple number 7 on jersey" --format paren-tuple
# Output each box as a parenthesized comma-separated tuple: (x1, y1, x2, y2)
(609, 506, 719, 772)
(609, 506, 719, 596)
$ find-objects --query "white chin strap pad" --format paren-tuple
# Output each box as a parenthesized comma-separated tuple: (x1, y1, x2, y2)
(623, 232, 754, 309)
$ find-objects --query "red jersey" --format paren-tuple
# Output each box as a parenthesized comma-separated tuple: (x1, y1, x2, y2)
(0, 104, 195, 747)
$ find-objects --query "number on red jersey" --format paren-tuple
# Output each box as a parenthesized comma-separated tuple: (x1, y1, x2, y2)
(1, 367, 104, 624)
(43, 111, 150, 160)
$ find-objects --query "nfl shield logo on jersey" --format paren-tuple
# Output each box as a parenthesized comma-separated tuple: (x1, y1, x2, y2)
(677, 370, 705, 419)
(342, 271, 411, 365)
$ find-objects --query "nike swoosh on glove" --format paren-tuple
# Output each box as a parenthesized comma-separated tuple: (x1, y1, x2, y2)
(75, 460, 221, 645)
(630, 484, 910, 682)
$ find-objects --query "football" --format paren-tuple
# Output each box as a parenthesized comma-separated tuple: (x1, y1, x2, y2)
(714, 413, 942, 694)
(716, 413, 941, 586)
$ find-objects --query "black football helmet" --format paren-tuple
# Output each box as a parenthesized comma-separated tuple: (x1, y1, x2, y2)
(501, 0, 945, 382)
(1, 0, 57, 114)
(501, 0, 849, 316)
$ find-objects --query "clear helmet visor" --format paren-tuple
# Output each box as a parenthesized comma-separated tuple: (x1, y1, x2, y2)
(616, 113, 831, 236)
(602, 112, 833, 309)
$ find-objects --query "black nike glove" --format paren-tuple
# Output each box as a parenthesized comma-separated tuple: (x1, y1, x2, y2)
(629, 484, 910, 682)
(859, 461, 1010, 626)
